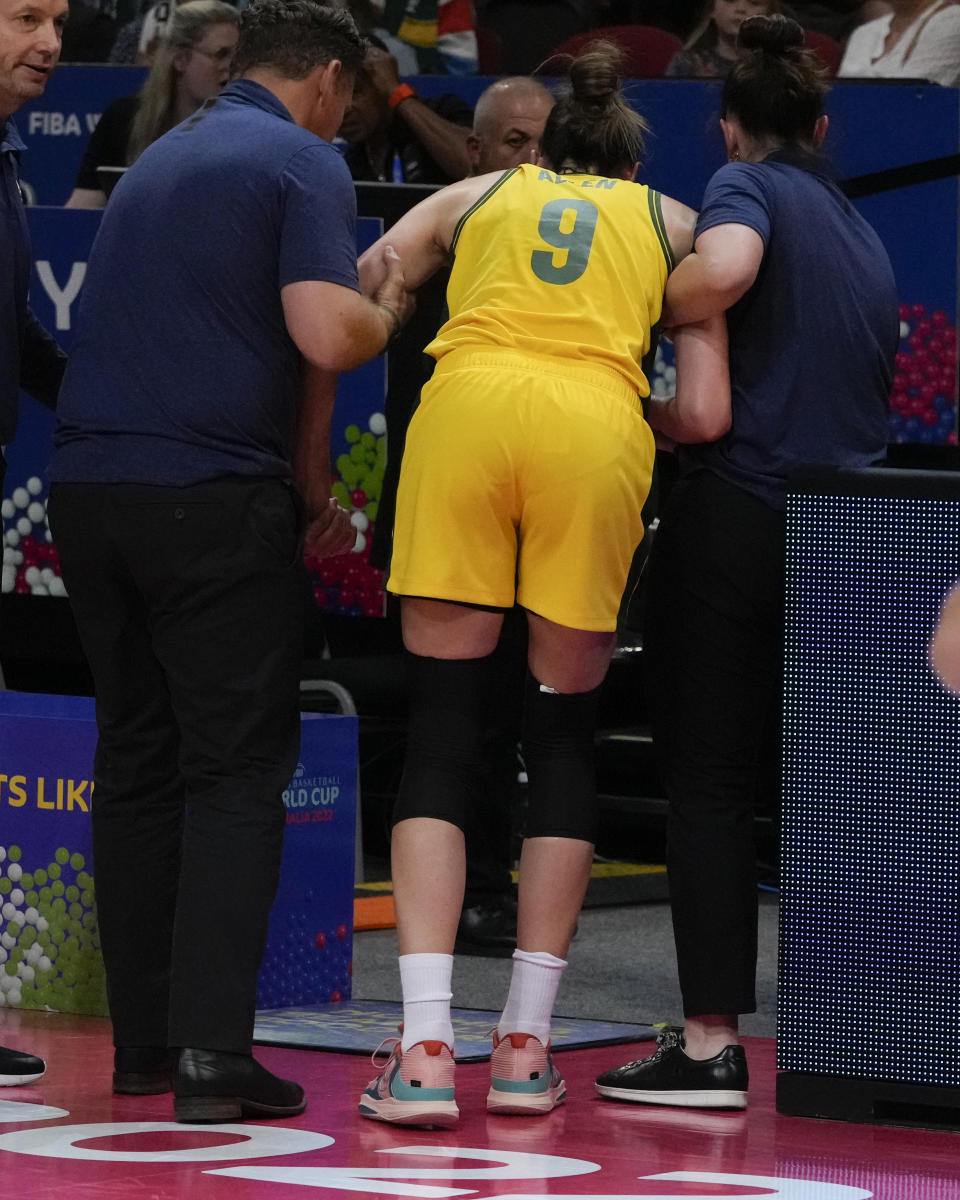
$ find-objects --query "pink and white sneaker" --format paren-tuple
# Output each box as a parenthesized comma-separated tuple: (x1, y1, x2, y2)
(486, 1030, 566, 1115)
(358, 1038, 459, 1128)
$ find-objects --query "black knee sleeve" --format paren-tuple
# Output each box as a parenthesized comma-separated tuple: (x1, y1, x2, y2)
(522, 669, 601, 842)
(393, 653, 495, 833)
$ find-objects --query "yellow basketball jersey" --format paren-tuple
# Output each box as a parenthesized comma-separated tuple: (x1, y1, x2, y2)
(425, 162, 674, 397)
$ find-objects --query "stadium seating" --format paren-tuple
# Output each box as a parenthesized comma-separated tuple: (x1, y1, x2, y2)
(545, 25, 684, 78)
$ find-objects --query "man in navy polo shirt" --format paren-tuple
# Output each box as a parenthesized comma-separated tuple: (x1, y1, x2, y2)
(0, 0, 69, 1091)
(48, 0, 407, 1122)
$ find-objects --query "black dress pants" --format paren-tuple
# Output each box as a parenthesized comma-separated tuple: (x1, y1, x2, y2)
(643, 470, 786, 1018)
(48, 479, 304, 1053)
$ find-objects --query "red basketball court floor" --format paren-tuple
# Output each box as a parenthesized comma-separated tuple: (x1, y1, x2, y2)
(0, 1007, 957, 1199)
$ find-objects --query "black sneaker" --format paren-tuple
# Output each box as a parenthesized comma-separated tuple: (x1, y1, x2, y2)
(0, 1045, 46, 1086)
(595, 1030, 748, 1109)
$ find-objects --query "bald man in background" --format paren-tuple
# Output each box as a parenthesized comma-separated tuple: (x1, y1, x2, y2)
(467, 75, 554, 176)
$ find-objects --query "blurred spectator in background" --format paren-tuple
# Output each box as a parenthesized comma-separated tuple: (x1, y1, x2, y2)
(368, 0, 477, 74)
(137, 0, 189, 61)
(666, 0, 780, 78)
(59, 1, 120, 62)
(467, 75, 554, 172)
(108, 12, 147, 63)
(781, 1, 890, 42)
(339, 37, 472, 183)
(329, 0, 419, 73)
(116, 0, 230, 65)
(109, 10, 146, 62)
(110, 0, 178, 64)
(66, 0, 239, 207)
(601, 0, 886, 41)
(839, 0, 960, 86)
(600, 1, 704, 37)
(475, 0, 601, 75)
(110, 0, 234, 66)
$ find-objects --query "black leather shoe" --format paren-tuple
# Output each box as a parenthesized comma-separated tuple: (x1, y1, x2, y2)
(0, 1045, 45, 1086)
(173, 1048, 306, 1122)
(454, 901, 517, 958)
(114, 1047, 174, 1095)
(595, 1030, 748, 1109)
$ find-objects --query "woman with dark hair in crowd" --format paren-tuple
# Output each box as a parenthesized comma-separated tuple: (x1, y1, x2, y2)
(354, 41, 729, 1127)
(66, 0, 239, 208)
(839, 0, 960, 88)
(666, 0, 780, 78)
(595, 13, 898, 1110)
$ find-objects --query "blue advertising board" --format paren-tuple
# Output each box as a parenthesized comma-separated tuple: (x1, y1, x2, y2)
(9, 207, 388, 614)
(16, 66, 145, 205)
(0, 694, 357, 1016)
(258, 713, 358, 1011)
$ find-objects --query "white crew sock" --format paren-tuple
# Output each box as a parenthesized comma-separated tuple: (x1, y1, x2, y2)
(497, 948, 568, 1045)
(399, 952, 454, 1052)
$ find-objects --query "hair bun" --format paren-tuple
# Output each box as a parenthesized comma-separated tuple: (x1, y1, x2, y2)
(737, 13, 805, 55)
(568, 40, 623, 107)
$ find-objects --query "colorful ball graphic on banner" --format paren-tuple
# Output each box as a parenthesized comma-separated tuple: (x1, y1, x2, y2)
(889, 306, 958, 445)
(0, 843, 107, 1014)
(305, 411, 387, 618)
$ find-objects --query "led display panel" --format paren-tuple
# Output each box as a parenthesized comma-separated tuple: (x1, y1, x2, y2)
(779, 468, 960, 1087)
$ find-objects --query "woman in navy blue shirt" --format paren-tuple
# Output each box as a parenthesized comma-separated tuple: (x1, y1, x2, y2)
(596, 13, 899, 1109)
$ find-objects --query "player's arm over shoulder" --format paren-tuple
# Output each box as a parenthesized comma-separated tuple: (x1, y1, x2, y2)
(358, 171, 513, 296)
(659, 195, 698, 267)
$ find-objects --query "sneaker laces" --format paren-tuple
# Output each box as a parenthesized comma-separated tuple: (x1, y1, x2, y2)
(617, 1028, 684, 1071)
(371, 1036, 401, 1069)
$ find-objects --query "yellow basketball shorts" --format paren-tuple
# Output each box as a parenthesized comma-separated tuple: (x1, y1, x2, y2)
(387, 349, 655, 633)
